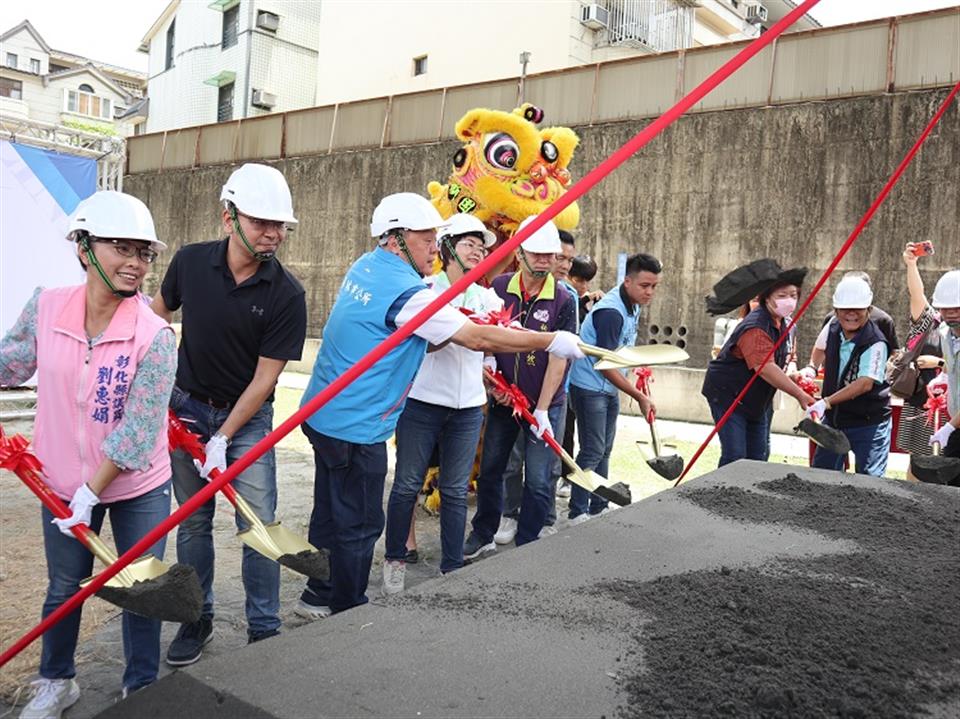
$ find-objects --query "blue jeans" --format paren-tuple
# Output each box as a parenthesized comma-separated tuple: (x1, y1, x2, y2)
(813, 417, 891, 477)
(568, 385, 619, 518)
(471, 401, 565, 546)
(40, 482, 170, 691)
(302, 423, 387, 613)
(386, 399, 483, 572)
(169, 386, 280, 634)
(503, 437, 558, 526)
(709, 400, 772, 467)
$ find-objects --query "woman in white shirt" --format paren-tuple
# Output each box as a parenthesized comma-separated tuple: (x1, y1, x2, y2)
(381, 214, 502, 592)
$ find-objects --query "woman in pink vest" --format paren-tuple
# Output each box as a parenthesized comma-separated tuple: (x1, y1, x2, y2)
(0, 191, 176, 717)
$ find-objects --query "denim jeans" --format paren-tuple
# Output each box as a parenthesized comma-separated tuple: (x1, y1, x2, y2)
(471, 400, 566, 546)
(709, 400, 772, 467)
(503, 437, 558, 526)
(568, 385, 619, 518)
(40, 482, 170, 692)
(813, 417, 892, 477)
(169, 386, 280, 634)
(386, 399, 483, 572)
(302, 423, 387, 613)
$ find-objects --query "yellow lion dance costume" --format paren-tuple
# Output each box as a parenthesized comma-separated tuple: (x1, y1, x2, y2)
(417, 104, 581, 516)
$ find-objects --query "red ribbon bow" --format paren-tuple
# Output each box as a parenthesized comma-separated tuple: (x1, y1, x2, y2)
(923, 384, 948, 428)
(795, 376, 820, 398)
(459, 306, 524, 330)
(166, 410, 206, 460)
(633, 367, 653, 394)
(484, 368, 532, 421)
(0, 426, 45, 478)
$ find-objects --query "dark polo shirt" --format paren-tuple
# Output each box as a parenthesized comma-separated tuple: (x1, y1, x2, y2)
(161, 239, 307, 404)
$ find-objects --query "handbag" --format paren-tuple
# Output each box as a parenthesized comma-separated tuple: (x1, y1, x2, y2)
(885, 325, 932, 399)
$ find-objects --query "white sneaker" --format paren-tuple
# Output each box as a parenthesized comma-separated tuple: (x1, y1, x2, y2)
(538, 525, 558, 538)
(381, 560, 406, 595)
(569, 513, 592, 526)
(493, 516, 518, 545)
(556, 480, 571, 498)
(20, 678, 80, 719)
(294, 599, 332, 620)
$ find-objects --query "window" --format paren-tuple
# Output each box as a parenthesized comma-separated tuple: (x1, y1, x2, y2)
(165, 20, 176, 70)
(413, 55, 427, 76)
(6, 53, 17, 68)
(65, 89, 112, 119)
(0, 78, 23, 100)
(222, 5, 239, 49)
(218, 82, 234, 122)
(79, 83, 94, 93)
(49, 63, 68, 73)
(30, 58, 40, 74)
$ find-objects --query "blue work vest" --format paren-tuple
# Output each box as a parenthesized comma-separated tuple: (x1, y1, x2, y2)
(822, 319, 891, 428)
(302, 249, 428, 443)
(569, 286, 638, 395)
(701, 306, 787, 420)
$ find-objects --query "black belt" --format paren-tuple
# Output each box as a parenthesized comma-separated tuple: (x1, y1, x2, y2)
(188, 391, 233, 410)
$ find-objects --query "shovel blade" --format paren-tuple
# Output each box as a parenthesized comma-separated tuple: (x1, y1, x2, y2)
(794, 418, 851, 456)
(910, 454, 960, 486)
(238, 521, 330, 580)
(647, 454, 684, 481)
(593, 345, 689, 369)
(83, 558, 203, 623)
(593, 482, 632, 507)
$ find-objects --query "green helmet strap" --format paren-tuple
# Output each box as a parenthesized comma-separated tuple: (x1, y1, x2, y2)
(518, 247, 549, 279)
(441, 236, 468, 274)
(393, 230, 423, 277)
(81, 236, 136, 299)
(231, 206, 275, 262)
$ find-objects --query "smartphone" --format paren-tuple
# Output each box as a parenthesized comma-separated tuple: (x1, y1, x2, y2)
(914, 241, 935, 257)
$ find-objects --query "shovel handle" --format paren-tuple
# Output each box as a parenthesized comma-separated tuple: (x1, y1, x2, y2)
(206, 467, 263, 528)
(647, 411, 665, 456)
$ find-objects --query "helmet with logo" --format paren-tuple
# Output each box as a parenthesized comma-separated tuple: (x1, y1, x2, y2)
(832, 276, 873, 309)
(437, 213, 496, 248)
(931, 270, 960, 308)
(68, 191, 165, 248)
(220, 163, 297, 224)
(370, 193, 446, 238)
(516, 215, 561, 253)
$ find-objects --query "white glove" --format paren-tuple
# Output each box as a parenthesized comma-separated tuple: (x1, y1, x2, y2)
(804, 399, 827, 420)
(546, 331, 585, 360)
(53, 483, 99, 537)
(531, 409, 552, 440)
(930, 423, 955, 448)
(482, 356, 497, 374)
(195, 433, 229, 479)
(799, 366, 817, 381)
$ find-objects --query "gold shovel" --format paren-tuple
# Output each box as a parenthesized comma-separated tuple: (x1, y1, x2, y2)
(167, 412, 330, 580)
(579, 342, 690, 369)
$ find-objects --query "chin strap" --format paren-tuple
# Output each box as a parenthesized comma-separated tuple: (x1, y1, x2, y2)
(441, 236, 468, 274)
(230, 205, 274, 262)
(80, 237, 136, 299)
(391, 230, 423, 277)
(518, 247, 549, 279)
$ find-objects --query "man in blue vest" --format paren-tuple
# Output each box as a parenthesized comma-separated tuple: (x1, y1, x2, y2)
(566, 253, 661, 521)
(296, 194, 584, 617)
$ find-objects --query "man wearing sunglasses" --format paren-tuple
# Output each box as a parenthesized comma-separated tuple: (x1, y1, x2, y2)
(150, 163, 307, 664)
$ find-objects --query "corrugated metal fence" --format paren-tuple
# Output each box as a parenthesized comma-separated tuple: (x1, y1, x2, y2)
(127, 8, 959, 175)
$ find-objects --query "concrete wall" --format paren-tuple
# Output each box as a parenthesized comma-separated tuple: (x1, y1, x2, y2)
(127, 88, 959, 370)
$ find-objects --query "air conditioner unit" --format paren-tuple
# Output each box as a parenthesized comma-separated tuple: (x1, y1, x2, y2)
(256, 11, 279, 31)
(580, 4, 609, 31)
(745, 2, 768, 24)
(251, 89, 277, 109)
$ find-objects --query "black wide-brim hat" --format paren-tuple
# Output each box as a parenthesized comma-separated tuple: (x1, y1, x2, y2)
(705, 259, 808, 316)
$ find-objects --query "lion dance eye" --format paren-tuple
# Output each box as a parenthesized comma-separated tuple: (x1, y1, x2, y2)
(483, 133, 520, 170)
(540, 141, 559, 164)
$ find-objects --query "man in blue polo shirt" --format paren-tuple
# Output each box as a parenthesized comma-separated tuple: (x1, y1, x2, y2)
(296, 195, 584, 618)
(151, 163, 307, 664)
(567, 253, 661, 521)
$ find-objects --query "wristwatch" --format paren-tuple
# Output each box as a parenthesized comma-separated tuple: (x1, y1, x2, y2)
(213, 431, 232, 446)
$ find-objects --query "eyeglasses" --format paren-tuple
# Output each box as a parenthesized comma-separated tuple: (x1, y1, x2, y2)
(456, 238, 488, 255)
(94, 238, 158, 264)
(238, 212, 291, 234)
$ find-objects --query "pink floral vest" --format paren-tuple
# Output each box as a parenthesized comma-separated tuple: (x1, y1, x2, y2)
(34, 286, 172, 502)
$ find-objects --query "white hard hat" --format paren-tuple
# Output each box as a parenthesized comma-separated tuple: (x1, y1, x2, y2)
(931, 270, 960, 308)
(516, 215, 561, 254)
(68, 191, 165, 249)
(832, 276, 873, 309)
(370, 192, 445, 237)
(220, 163, 297, 225)
(438, 213, 496, 248)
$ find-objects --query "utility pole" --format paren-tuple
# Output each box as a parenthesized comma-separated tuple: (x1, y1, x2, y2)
(518, 51, 531, 104)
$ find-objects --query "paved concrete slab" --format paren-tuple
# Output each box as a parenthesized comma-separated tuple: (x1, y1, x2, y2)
(98, 461, 954, 718)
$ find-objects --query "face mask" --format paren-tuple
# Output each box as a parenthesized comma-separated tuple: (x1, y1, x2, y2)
(771, 297, 797, 318)
(946, 320, 960, 329)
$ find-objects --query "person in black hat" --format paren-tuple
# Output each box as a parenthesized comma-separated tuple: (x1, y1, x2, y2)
(702, 262, 816, 466)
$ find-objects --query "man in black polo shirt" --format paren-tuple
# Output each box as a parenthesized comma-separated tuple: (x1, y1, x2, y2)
(151, 163, 307, 665)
